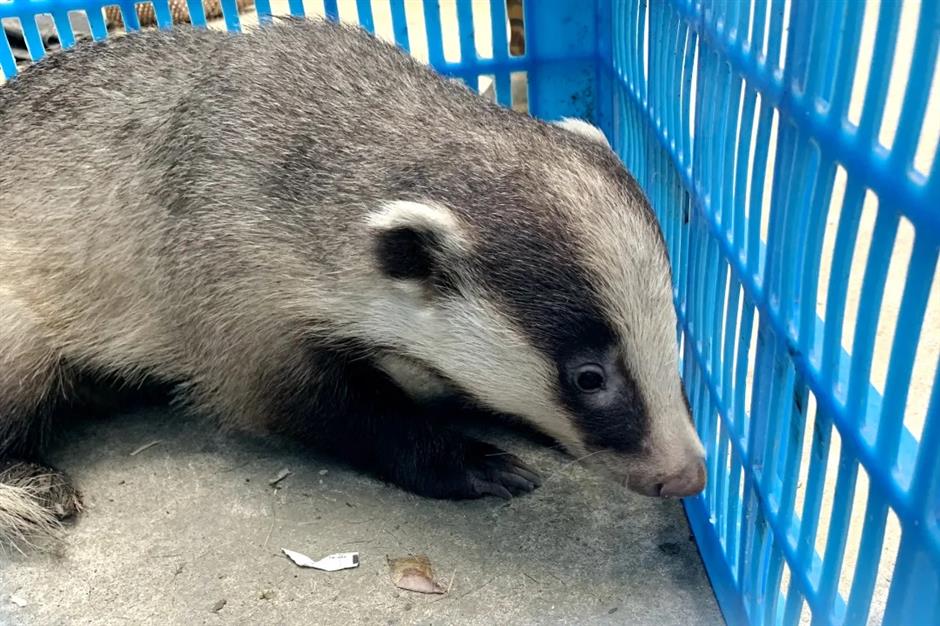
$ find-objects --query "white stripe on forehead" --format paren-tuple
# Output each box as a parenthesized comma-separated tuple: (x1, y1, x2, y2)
(553, 163, 679, 410)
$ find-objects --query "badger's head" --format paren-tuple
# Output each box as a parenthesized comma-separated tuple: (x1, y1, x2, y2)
(362, 117, 705, 499)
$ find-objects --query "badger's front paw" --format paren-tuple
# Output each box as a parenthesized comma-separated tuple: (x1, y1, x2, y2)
(397, 438, 541, 500)
(459, 439, 542, 499)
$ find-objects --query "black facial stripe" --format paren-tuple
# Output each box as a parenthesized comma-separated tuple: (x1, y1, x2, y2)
(467, 213, 651, 453)
(561, 354, 647, 453)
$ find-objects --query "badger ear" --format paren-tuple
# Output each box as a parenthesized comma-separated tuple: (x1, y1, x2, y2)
(367, 200, 465, 282)
(553, 117, 611, 149)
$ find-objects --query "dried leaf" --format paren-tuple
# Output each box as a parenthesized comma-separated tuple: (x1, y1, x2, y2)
(387, 554, 446, 594)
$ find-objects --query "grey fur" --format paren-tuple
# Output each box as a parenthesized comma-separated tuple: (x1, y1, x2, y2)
(0, 19, 704, 548)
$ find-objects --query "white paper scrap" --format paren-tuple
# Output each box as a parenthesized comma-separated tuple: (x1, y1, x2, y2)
(282, 548, 359, 572)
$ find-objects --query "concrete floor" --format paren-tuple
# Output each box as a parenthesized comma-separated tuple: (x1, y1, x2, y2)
(0, 406, 723, 625)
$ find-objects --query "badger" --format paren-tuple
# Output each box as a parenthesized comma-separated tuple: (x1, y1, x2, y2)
(0, 18, 706, 549)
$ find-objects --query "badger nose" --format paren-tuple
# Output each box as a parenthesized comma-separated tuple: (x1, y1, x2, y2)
(658, 459, 706, 498)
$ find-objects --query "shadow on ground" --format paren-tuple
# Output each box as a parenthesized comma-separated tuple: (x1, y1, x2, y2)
(0, 406, 722, 625)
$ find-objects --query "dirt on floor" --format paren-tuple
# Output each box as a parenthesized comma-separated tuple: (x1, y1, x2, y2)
(0, 406, 722, 625)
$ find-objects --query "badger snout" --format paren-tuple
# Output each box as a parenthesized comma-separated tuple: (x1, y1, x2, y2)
(627, 455, 706, 498)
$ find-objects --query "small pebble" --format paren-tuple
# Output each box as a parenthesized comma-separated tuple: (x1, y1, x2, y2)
(211, 599, 226, 613)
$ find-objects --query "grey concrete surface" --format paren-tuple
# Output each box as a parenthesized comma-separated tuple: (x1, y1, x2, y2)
(0, 407, 722, 625)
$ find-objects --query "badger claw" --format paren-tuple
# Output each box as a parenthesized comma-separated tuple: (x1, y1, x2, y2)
(463, 441, 541, 499)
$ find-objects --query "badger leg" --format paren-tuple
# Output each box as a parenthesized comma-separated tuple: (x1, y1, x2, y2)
(0, 298, 83, 550)
(243, 348, 542, 500)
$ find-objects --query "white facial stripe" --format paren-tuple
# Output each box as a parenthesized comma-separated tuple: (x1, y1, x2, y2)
(375, 353, 451, 401)
(426, 291, 587, 455)
(554, 166, 704, 471)
(333, 282, 586, 456)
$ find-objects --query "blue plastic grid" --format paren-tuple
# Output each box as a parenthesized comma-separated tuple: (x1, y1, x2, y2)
(1, 1, 937, 624)
(598, 0, 939, 624)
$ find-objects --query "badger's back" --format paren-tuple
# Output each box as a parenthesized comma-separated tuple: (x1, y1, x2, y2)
(0, 20, 537, 377)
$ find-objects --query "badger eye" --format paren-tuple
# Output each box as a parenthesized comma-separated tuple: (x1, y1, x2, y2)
(574, 364, 606, 393)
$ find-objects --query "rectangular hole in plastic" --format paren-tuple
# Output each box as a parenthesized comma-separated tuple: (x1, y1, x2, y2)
(743, 308, 761, 440)
(642, 0, 650, 89)
(1, 16, 47, 64)
(301, 1, 327, 18)
(814, 421, 842, 566)
(779, 0, 792, 72)
(506, 0, 524, 57)
(745, 1, 757, 53)
(334, 0, 358, 24)
(801, 598, 813, 625)
(779, 561, 796, 624)
(743, 90, 762, 242)
(868, 510, 902, 625)
(760, 0, 772, 62)
(438, 0, 461, 63)
(730, 79, 749, 215)
(401, 0, 428, 63)
(708, 408, 723, 509)
(729, 284, 746, 420)
(134, 2, 158, 28)
(478, 74, 496, 103)
(837, 465, 870, 605)
(36, 13, 66, 53)
(840, 189, 879, 356)
(913, 50, 940, 176)
(877, 0, 919, 150)
(870, 216, 915, 396)
(688, 34, 700, 148)
(679, 330, 687, 369)
(102, 4, 130, 30)
(847, 0, 881, 126)
(366, 0, 395, 45)
(759, 107, 781, 248)
(794, 391, 818, 527)
(509, 70, 528, 113)
(905, 261, 940, 444)
(68, 11, 93, 40)
(816, 165, 849, 324)
(471, 0, 491, 60)
(719, 264, 732, 374)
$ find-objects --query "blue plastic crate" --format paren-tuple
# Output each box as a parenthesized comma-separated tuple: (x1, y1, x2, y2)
(2, 1, 937, 624)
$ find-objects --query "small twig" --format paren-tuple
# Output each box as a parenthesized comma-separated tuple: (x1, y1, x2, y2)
(455, 577, 495, 601)
(263, 489, 278, 548)
(445, 568, 457, 594)
(129, 440, 163, 456)
(219, 459, 252, 474)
